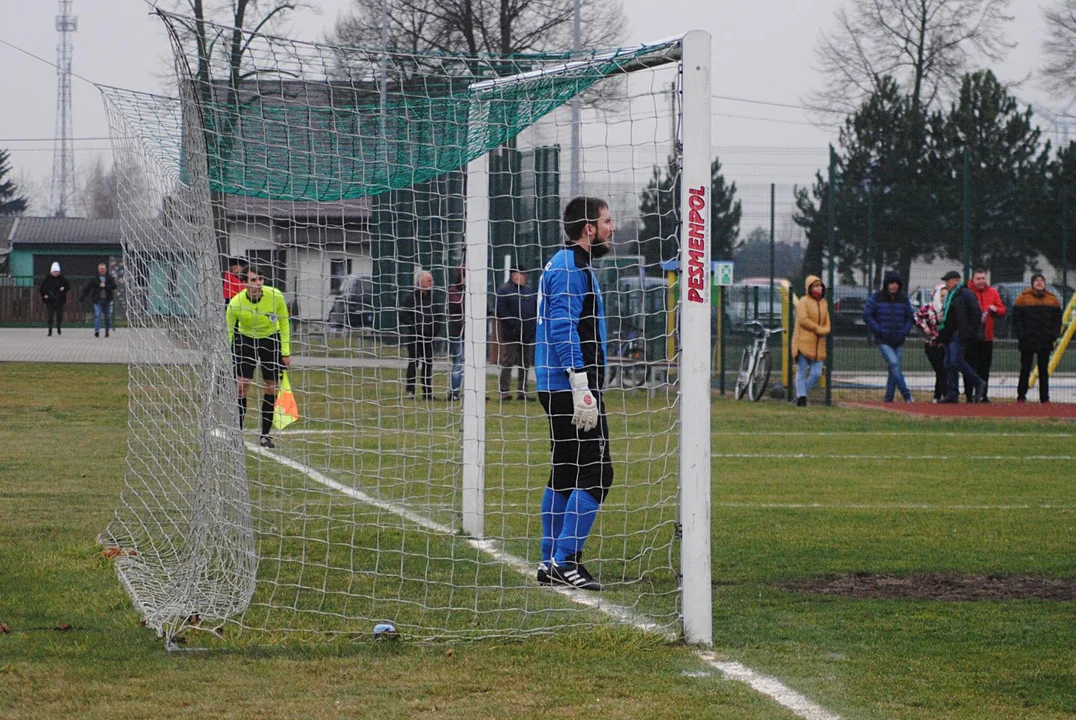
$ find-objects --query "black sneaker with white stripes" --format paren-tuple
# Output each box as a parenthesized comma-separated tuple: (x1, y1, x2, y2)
(536, 563, 552, 585)
(548, 558, 603, 591)
(259, 435, 275, 449)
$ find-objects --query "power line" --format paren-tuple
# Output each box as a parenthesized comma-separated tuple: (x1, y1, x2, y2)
(5, 147, 113, 153)
(712, 111, 839, 129)
(712, 94, 846, 116)
(0, 36, 97, 86)
(0, 136, 116, 143)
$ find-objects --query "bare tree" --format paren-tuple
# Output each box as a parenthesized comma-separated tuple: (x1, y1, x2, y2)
(807, 0, 1014, 119)
(1041, 0, 1076, 96)
(81, 156, 119, 219)
(162, 1, 312, 99)
(333, 0, 626, 61)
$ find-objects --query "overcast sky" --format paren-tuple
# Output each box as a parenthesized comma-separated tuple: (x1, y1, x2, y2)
(0, 0, 1065, 216)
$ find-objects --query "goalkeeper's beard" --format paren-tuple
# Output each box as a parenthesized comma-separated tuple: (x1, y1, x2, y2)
(589, 236, 612, 259)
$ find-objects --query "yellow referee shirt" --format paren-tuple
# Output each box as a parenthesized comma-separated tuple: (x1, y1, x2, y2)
(226, 286, 291, 356)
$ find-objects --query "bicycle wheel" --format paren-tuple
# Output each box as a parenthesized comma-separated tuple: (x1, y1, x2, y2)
(747, 351, 771, 401)
(733, 347, 752, 400)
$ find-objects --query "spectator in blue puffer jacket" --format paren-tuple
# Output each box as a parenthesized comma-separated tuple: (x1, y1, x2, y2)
(863, 270, 916, 402)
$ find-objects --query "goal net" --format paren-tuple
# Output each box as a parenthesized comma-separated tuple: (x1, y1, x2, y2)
(101, 11, 712, 645)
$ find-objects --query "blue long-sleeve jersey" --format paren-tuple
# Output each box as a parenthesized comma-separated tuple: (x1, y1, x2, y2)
(535, 245, 609, 392)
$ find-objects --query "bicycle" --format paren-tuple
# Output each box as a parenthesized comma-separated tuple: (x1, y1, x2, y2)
(734, 320, 783, 401)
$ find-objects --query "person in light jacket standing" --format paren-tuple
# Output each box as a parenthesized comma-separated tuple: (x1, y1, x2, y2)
(792, 275, 831, 406)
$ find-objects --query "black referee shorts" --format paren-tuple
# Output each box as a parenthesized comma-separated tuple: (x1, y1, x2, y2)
(233, 333, 283, 382)
(538, 390, 614, 503)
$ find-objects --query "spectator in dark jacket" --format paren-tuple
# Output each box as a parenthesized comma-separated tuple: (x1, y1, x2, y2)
(937, 270, 985, 403)
(446, 268, 466, 401)
(1013, 273, 1063, 403)
(39, 262, 70, 337)
(863, 270, 915, 402)
(495, 268, 538, 401)
(399, 270, 438, 400)
(80, 263, 118, 338)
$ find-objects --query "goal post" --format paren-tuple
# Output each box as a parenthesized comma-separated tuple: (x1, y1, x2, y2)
(101, 11, 713, 646)
(677, 30, 714, 647)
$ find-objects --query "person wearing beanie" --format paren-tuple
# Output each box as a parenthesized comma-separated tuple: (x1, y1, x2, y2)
(1012, 273, 1063, 403)
(39, 262, 70, 336)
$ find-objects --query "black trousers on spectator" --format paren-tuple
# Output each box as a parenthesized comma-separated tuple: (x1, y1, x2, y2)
(964, 339, 993, 400)
(1017, 349, 1051, 402)
(499, 341, 534, 395)
(406, 338, 434, 398)
(46, 304, 65, 332)
(924, 343, 946, 401)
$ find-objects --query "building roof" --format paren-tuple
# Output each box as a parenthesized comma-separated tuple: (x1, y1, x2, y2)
(8, 217, 122, 247)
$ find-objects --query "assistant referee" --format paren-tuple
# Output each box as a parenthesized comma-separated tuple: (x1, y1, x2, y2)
(227, 265, 291, 448)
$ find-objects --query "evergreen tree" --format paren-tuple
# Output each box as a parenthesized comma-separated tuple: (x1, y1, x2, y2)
(0, 150, 28, 216)
(638, 156, 742, 271)
(937, 70, 1051, 279)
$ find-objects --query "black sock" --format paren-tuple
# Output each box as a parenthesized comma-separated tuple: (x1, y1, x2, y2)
(238, 395, 248, 427)
(261, 394, 275, 436)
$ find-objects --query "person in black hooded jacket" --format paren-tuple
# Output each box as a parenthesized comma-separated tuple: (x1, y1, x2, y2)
(39, 262, 70, 336)
(937, 271, 985, 403)
(863, 270, 915, 402)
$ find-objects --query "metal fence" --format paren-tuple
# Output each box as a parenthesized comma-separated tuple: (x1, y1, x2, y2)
(0, 276, 128, 326)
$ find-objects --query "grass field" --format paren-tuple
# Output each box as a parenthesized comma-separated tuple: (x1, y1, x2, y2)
(1, 363, 1074, 719)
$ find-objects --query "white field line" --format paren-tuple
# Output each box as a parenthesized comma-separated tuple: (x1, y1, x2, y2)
(715, 453, 1075, 461)
(699, 654, 843, 720)
(488, 502, 1072, 511)
(247, 441, 842, 720)
(278, 435, 1074, 463)
(712, 502, 1073, 511)
(273, 428, 1076, 439)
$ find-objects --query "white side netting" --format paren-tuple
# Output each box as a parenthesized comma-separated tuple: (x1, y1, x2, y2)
(102, 12, 696, 643)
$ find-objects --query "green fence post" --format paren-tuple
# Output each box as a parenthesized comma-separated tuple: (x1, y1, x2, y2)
(1063, 190, 1070, 299)
(963, 148, 972, 280)
(718, 285, 726, 394)
(769, 182, 775, 319)
(826, 145, 836, 407)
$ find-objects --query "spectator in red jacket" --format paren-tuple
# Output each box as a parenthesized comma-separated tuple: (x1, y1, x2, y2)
(965, 269, 1005, 402)
(223, 258, 246, 303)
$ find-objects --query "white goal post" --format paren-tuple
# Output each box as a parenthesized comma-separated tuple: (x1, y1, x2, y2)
(100, 11, 712, 646)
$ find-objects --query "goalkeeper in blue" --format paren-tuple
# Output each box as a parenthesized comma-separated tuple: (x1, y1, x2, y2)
(534, 196, 614, 592)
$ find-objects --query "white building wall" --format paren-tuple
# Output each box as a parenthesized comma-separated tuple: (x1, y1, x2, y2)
(292, 248, 373, 322)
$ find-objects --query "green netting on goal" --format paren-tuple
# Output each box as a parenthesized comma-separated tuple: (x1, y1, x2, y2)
(101, 10, 695, 645)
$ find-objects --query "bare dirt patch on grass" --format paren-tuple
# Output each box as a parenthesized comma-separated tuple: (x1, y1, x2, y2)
(780, 573, 1076, 601)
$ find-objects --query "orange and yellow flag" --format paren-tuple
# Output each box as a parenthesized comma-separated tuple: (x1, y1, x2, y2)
(273, 371, 299, 430)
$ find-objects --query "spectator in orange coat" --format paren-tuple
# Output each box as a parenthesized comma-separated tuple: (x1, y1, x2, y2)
(792, 275, 831, 406)
(965, 269, 1005, 402)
